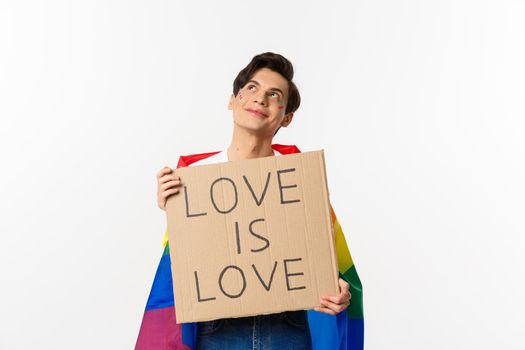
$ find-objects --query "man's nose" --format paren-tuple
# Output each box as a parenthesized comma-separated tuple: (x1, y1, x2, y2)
(253, 91, 268, 106)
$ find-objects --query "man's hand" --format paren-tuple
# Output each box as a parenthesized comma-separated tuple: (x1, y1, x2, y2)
(156, 166, 182, 210)
(314, 278, 351, 316)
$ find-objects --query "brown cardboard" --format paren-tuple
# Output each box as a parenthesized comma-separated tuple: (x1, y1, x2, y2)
(165, 150, 339, 323)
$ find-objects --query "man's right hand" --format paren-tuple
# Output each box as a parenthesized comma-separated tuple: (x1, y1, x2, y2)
(156, 166, 182, 211)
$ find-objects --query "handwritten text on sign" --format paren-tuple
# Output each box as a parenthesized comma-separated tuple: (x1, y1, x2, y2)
(185, 168, 305, 300)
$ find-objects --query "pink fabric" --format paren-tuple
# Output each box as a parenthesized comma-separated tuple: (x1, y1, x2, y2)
(135, 307, 189, 350)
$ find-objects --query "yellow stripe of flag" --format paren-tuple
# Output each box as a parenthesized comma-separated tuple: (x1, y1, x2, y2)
(334, 218, 354, 273)
(162, 229, 169, 247)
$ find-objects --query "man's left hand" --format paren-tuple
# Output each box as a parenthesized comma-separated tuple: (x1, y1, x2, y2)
(314, 278, 351, 316)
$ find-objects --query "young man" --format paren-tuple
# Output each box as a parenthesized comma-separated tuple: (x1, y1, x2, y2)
(136, 52, 363, 350)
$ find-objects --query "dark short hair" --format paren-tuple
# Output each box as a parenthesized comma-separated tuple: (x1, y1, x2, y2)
(233, 52, 301, 114)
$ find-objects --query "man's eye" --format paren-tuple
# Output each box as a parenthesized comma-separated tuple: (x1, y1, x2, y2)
(248, 85, 256, 91)
(270, 92, 280, 99)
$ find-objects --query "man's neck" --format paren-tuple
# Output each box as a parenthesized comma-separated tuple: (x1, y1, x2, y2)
(227, 126, 274, 161)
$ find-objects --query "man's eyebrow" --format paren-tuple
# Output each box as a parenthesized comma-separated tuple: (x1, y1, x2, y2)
(247, 79, 285, 96)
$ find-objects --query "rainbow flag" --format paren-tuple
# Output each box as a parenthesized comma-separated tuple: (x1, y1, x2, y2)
(135, 144, 364, 350)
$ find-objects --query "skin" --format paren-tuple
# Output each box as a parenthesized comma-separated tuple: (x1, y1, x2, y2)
(156, 67, 351, 316)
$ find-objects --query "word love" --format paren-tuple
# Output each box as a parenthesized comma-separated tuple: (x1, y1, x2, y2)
(183, 168, 301, 217)
(194, 258, 306, 301)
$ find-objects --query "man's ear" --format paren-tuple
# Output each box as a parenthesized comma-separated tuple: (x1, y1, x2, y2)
(280, 112, 294, 128)
(228, 94, 235, 110)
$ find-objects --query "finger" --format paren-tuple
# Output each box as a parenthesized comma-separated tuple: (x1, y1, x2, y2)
(314, 306, 336, 316)
(157, 167, 172, 179)
(322, 292, 350, 305)
(338, 278, 350, 293)
(319, 299, 348, 314)
(160, 180, 182, 191)
(313, 306, 336, 316)
(159, 174, 181, 185)
(161, 188, 179, 199)
(319, 302, 347, 315)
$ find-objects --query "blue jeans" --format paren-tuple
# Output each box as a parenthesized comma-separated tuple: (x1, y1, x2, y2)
(196, 310, 313, 350)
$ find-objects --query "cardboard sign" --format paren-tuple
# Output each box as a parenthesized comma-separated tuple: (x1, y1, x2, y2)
(165, 150, 339, 323)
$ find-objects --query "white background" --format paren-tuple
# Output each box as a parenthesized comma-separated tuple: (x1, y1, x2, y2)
(1, 1, 524, 349)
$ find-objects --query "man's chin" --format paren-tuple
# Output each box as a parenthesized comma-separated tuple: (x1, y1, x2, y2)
(233, 122, 273, 137)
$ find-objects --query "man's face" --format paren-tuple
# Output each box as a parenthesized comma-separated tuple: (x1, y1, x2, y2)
(228, 67, 294, 136)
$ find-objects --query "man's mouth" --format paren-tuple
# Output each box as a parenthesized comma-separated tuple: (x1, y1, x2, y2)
(245, 108, 268, 118)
